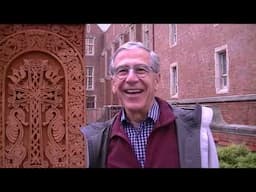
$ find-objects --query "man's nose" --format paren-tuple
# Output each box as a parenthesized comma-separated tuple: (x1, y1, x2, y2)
(125, 68, 139, 81)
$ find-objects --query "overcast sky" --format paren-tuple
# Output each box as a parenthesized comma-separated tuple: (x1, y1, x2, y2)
(97, 24, 110, 31)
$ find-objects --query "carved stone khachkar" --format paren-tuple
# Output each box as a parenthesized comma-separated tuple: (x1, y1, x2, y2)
(0, 28, 86, 168)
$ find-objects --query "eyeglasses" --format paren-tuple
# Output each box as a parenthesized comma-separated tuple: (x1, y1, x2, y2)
(113, 64, 154, 80)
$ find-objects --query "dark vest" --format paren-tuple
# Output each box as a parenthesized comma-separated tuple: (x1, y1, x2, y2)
(81, 99, 202, 168)
(106, 111, 179, 168)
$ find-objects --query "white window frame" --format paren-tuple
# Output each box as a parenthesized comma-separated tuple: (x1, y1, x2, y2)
(214, 44, 229, 94)
(170, 62, 178, 98)
(169, 24, 177, 47)
(104, 50, 111, 77)
(86, 66, 94, 90)
(119, 34, 125, 46)
(85, 36, 95, 56)
(142, 24, 150, 48)
(129, 24, 136, 41)
(87, 24, 91, 33)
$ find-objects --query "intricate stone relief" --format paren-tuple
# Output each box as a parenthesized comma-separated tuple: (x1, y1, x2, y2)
(0, 29, 86, 168)
(0, 24, 84, 54)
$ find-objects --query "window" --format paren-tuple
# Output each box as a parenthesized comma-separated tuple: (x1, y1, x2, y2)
(219, 52, 228, 87)
(129, 24, 136, 41)
(169, 24, 177, 47)
(86, 24, 91, 33)
(215, 45, 229, 93)
(86, 66, 94, 90)
(119, 34, 125, 46)
(143, 24, 149, 48)
(104, 49, 112, 77)
(170, 63, 178, 97)
(86, 95, 96, 108)
(111, 41, 118, 57)
(85, 36, 95, 56)
(103, 50, 108, 77)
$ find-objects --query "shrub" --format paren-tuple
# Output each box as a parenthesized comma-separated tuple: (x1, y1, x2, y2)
(217, 144, 256, 168)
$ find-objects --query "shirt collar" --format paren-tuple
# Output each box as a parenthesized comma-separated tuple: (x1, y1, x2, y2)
(121, 98, 159, 124)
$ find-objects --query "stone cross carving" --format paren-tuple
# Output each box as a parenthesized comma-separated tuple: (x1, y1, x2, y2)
(7, 59, 64, 167)
(0, 27, 86, 168)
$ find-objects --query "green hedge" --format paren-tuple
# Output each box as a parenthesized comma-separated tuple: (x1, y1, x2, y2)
(217, 144, 256, 168)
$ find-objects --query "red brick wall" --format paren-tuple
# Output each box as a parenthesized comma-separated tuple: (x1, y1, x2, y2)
(213, 101, 256, 125)
(213, 131, 256, 151)
(85, 24, 105, 108)
(154, 24, 256, 100)
(153, 24, 256, 125)
(101, 24, 256, 125)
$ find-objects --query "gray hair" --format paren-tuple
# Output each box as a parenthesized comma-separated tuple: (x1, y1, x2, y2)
(110, 41, 160, 75)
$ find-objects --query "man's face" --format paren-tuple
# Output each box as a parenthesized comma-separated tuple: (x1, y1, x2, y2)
(112, 48, 160, 115)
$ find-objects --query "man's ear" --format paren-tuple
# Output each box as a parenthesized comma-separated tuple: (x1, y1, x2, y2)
(154, 73, 161, 91)
(112, 78, 117, 94)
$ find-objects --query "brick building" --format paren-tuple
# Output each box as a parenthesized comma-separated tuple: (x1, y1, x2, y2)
(84, 24, 105, 124)
(153, 24, 256, 126)
(85, 24, 256, 150)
